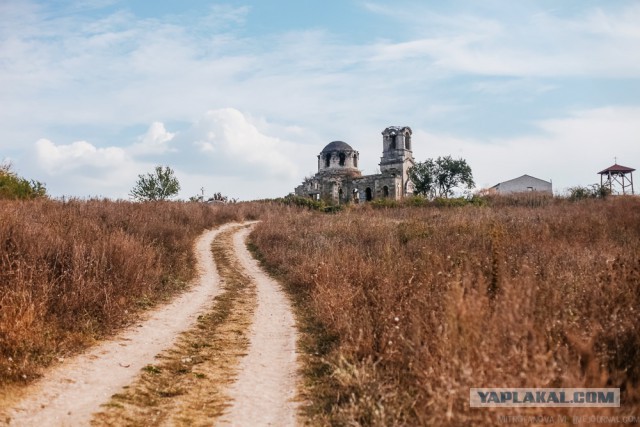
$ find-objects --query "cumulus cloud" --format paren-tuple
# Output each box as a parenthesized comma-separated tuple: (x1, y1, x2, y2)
(29, 108, 313, 199)
(183, 108, 302, 180)
(32, 138, 142, 198)
(35, 139, 130, 174)
(129, 121, 175, 155)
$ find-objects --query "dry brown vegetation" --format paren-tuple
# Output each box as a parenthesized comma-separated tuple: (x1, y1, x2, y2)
(0, 199, 262, 388)
(250, 197, 640, 425)
(3, 195, 639, 425)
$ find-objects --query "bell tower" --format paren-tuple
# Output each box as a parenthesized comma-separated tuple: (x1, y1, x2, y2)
(379, 126, 414, 195)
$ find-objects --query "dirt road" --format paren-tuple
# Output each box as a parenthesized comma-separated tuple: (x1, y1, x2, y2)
(4, 222, 300, 426)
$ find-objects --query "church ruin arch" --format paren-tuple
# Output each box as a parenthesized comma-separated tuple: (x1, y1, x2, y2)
(365, 187, 373, 201)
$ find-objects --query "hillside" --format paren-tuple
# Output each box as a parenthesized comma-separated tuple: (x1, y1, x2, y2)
(250, 196, 640, 425)
(1, 196, 639, 425)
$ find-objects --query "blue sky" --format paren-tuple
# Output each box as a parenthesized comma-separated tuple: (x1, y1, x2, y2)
(1, 0, 639, 199)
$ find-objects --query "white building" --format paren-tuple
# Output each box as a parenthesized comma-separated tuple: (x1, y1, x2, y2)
(491, 174, 552, 194)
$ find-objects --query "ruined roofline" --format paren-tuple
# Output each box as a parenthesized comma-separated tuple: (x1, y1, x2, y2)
(382, 126, 412, 135)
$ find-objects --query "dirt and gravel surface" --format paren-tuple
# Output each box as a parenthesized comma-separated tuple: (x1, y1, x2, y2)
(3, 222, 300, 426)
(218, 226, 299, 426)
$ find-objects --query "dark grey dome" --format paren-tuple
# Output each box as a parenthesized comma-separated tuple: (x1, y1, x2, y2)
(321, 141, 354, 153)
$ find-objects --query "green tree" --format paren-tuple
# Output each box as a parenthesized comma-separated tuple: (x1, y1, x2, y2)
(407, 158, 436, 197)
(0, 162, 47, 199)
(408, 156, 475, 198)
(130, 165, 181, 201)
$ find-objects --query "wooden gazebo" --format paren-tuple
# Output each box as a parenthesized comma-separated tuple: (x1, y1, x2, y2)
(598, 163, 635, 195)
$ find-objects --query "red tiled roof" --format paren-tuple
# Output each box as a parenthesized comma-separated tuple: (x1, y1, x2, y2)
(598, 163, 636, 174)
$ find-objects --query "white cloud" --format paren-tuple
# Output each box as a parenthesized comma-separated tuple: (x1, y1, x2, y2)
(29, 108, 313, 199)
(471, 79, 556, 96)
(35, 139, 130, 174)
(32, 138, 140, 198)
(129, 121, 175, 155)
(184, 108, 302, 180)
(366, 3, 640, 77)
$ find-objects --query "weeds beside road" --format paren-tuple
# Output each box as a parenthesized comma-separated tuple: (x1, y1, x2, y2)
(0, 199, 262, 390)
(251, 197, 640, 425)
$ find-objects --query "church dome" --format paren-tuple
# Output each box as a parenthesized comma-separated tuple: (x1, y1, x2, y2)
(318, 140, 360, 175)
(321, 141, 354, 153)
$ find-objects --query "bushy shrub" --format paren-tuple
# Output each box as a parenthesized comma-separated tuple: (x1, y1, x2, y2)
(403, 195, 429, 207)
(370, 198, 398, 209)
(481, 192, 555, 207)
(568, 184, 611, 201)
(0, 163, 46, 199)
(433, 196, 468, 207)
(275, 194, 327, 211)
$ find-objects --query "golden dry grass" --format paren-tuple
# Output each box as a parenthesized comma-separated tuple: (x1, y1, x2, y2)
(0, 199, 264, 390)
(3, 195, 639, 425)
(250, 196, 640, 425)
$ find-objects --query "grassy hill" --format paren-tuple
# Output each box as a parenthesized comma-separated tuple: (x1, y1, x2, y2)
(250, 196, 640, 425)
(1, 195, 638, 424)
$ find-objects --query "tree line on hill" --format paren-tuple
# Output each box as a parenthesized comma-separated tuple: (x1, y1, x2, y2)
(0, 160, 615, 203)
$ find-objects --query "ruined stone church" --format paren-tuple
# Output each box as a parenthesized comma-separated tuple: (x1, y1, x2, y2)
(294, 126, 415, 203)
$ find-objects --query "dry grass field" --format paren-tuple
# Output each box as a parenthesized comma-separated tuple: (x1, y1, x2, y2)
(250, 197, 640, 425)
(0, 199, 262, 387)
(2, 196, 639, 425)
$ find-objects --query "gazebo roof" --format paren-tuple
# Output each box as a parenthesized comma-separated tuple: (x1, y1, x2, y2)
(598, 163, 636, 174)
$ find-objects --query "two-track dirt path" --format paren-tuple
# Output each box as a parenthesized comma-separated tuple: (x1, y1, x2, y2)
(4, 222, 299, 426)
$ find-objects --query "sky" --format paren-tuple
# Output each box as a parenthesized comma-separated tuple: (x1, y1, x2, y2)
(1, 0, 639, 200)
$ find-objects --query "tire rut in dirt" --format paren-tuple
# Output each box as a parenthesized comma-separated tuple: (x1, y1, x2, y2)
(92, 225, 256, 426)
(217, 226, 299, 426)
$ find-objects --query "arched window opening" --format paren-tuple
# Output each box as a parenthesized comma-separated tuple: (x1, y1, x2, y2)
(353, 154, 358, 168)
(390, 135, 396, 150)
(338, 188, 343, 203)
(325, 153, 331, 168)
(365, 187, 373, 201)
(383, 186, 389, 198)
(339, 152, 346, 166)
(406, 180, 415, 195)
(405, 133, 412, 150)
(353, 188, 359, 203)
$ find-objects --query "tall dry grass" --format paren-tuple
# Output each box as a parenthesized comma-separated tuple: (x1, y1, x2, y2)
(251, 197, 640, 425)
(0, 198, 264, 386)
